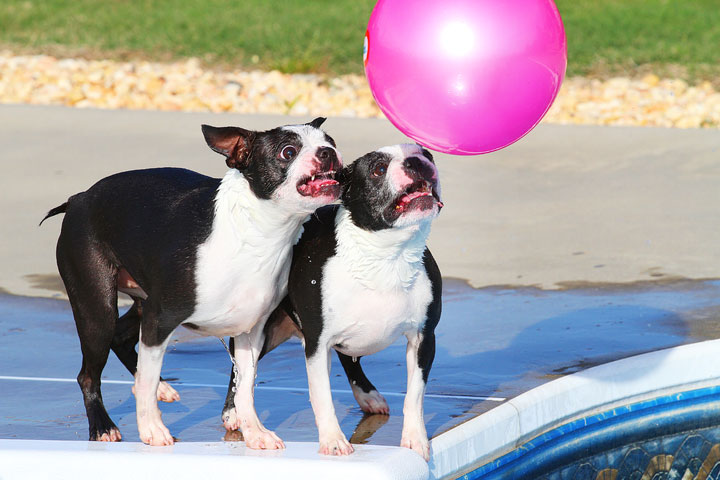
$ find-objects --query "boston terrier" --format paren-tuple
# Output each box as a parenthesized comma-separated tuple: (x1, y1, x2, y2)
(222, 144, 443, 460)
(40, 118, 342, 448)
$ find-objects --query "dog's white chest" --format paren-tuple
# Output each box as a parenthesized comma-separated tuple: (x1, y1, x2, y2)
(188, 241, 292, 336)
(320, 256, 432, 356)
(182, 172, 305, 336)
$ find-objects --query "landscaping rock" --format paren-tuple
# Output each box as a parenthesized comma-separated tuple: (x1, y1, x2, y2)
(1, 52, 718, 128)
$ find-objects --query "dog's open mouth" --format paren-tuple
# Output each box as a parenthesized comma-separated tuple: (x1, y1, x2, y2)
(394, 180, 443, 214)
(297, 171, 340, 197)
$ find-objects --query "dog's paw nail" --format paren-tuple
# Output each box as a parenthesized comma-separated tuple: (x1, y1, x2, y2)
(319, 436, 353, 456)
(95, 428, 122, 442)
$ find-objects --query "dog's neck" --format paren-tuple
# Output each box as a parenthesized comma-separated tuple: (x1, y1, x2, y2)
(214, 170, 308, 251)
(334, 206, 431, 291)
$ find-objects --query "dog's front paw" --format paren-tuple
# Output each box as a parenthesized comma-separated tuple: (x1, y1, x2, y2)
(243, 428, 285, 450)
(401, 432, 429, 461)
(353, 388, 390, 415)
(138, 418, 174, 446)
(319, 433, 354, 456)
(92, 427, 122, 442)
(222, 407, 239, 431)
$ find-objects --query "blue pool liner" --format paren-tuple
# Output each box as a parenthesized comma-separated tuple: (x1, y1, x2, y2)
(463, 385, 720, 479)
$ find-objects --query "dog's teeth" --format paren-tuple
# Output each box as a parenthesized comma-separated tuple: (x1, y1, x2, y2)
(311, 175, 315, 181)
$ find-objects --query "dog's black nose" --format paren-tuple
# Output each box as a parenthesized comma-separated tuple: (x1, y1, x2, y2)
(316, 146, 340, 171)
(404, 156, 436, 181)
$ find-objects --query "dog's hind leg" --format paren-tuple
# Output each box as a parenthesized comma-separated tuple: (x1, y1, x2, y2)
(336, 352, 390, 415)
(112, 268, 147, 377)
(221, 336, 238, 431)
(112, 298, 179, 403)
(134, 305, 176, 446)
(57, 233, 122, 442)
(111, 298, 142, 375)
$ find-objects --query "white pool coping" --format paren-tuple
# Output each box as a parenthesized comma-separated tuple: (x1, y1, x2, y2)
(0, 439, 429, 480)
(427, 338, 720, 480)
(4, 340, 720, 480)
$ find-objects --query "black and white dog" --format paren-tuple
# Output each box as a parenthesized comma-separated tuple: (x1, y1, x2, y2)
(223, 144, 443, 460)
(41, 118, 342, 448)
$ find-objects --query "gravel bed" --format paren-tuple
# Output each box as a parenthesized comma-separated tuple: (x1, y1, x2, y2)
(1, 52, 719, 128)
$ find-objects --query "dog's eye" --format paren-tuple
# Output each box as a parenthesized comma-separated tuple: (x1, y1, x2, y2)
(372, 163, 388, 177)
(280, 145, 298, 161)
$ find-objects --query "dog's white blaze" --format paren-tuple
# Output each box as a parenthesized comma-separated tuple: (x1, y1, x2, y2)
(186, 171, 309, 336)
(378, 144, 437, 196)
(281, 124, 331, 146)
(379, 144, 414, 195)
(318, 207, 434, 357)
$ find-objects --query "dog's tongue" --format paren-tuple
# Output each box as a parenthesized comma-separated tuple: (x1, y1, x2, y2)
(399, 191, 432, 206)
(300, 178, 339, 196)
(396, 190, 444, 212)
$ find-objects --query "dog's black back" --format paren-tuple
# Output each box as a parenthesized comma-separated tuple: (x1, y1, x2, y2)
(62, 167, 218, 313)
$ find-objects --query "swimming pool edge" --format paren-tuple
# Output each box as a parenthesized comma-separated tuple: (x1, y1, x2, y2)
(428, 338, 720, 480)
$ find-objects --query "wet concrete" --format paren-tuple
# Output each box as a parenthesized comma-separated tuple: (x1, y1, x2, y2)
(2, 278, 719, 446)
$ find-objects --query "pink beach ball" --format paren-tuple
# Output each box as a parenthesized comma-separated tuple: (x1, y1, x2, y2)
(364, 0, 567, 155)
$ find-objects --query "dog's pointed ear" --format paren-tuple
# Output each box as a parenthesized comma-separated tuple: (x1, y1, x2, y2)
(307, 117, 326, 129)
(201, 125, 256, 170)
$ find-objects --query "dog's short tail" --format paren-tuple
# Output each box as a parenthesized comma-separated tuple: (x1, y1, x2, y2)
(39, 202, 68, 226)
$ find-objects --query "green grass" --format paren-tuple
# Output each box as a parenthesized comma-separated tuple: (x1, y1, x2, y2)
(557, 0, 720, 79)
(0, 0, 376, 74)
(1, 0, 719, 79)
